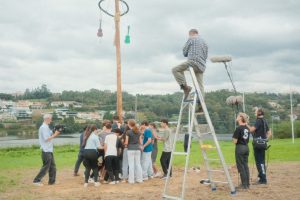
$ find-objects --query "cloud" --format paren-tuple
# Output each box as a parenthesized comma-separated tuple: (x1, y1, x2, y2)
(0, 0, 299, 94)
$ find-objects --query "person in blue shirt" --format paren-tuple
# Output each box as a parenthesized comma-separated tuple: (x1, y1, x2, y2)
(140, 121, 154, 180)
(33, 114, 61, 186)
(73, 126, 87, 176)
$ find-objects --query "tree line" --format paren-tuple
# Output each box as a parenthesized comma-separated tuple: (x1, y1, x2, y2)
(1, 85, 299, 138)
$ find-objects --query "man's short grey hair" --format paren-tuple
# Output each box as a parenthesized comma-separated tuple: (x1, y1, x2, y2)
(43, 114, 52, 120)
(189, 29, 198, 34)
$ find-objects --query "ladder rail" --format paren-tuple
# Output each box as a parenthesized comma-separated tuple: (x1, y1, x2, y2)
(188, 66, 236, 193)
(163, 95, 185, 196)
(180, 96, 197, 199)
(193, 117, 216, 189)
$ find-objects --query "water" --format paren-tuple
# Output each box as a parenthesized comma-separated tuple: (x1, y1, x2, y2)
(0, 133, 232, 149)
(0, 133, 81, 148)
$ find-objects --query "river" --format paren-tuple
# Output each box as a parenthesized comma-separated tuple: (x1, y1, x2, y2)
(0, 133, 233, 149)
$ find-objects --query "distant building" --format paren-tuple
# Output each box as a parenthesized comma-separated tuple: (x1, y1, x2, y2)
(77, 112, 103, 121)
(51, 101, 82, 108)
(0, 113, 17, 121)
(30, 102, 48, 109)
(268, 101, 281, 109)
(16, 100, 32, 108)
(272, 115, 281, 121)
(11, 107, 32, 119)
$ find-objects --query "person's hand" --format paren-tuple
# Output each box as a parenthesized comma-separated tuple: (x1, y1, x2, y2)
(139, 145, 144, 151)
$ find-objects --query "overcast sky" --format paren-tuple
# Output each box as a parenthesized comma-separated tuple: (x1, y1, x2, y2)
(0, 0, 299, 95)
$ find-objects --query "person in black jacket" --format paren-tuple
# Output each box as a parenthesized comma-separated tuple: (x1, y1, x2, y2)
(247, 108, 272, 184)
(73, 126, 88, 176)
(232, 113, 250, 189)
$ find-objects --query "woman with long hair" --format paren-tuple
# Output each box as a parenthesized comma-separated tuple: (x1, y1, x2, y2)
(125, 119, 143, 184)
(82, 125, 101, 187)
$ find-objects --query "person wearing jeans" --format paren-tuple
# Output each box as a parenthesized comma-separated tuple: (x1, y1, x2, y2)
(82, 125, 101, 187)
(126, 119, 143, 184)
(73, 127, 87, 176)
(140, 121, 153, 180)
(159, 119, 174, 179)
(247, 108, 272, 184)
(33, 114, 61, 186)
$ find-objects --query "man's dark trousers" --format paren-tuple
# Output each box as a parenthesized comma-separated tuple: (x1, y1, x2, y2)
(254, 147, 267, 183)
(33, 151, 56, 184)
(160, 151, 172, 176)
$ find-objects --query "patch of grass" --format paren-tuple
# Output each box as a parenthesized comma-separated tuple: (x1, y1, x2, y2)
(0, 139, 299, 170)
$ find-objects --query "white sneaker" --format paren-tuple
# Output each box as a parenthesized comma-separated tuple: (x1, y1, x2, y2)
(149, 175, 154, 179)
(143, 177, 148, 181)
(109, 181, 116, 185)
(88, 178, 95, 183)
(154, 172, 161, 178)
(94, 182, 100, 187)
(33, 182, 43, 186)
(83, 183, 88, 188)
(103, 180, 109, 184)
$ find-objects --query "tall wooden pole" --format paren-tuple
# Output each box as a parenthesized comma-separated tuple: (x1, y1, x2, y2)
(114, 0, 123, 122)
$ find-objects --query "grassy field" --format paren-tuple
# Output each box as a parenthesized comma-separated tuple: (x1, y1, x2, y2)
(0, 138, 299, 193)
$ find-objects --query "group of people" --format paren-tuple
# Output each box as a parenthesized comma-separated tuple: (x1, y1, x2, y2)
(72, 117, 174, 187)
(32, 28, 272, 192)
(232, 108, 272, 190)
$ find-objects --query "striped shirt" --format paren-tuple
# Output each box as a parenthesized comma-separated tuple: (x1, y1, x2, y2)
(183, 36, 208, 72)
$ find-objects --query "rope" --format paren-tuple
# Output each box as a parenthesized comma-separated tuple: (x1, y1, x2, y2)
(98, 0, 129, 17)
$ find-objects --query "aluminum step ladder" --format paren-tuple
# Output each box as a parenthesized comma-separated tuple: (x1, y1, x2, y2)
(162, 66, 236, 200)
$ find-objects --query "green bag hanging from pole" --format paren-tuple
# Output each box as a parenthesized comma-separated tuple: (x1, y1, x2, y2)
(125, 25, 130, 44)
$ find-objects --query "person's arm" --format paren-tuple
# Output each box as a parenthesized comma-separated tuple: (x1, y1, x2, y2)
(183, 39, 191, 57)
(246, 124, 256, 133)
(267, 129, 272, 139)
(46, 130, 60, 142)
(232, 128, 239, 144)
(152, 130, 160, 140)
(104, 143, 107, 153)
(124, 135, 129, 146)
(160, 130, 169, 142)
(143, 136, 152, 148)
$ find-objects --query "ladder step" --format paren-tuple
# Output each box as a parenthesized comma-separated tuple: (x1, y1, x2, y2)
(173, 152, 188, 156)
(162, 194, 182, 200)
(211, 180, 229, 184)
(183, 99, 194, 102)
(195, 112, 204, 115)
(208, 169, 224, 173)
(204, 158, 220, 162)
(201, 144, 215, 149)
(198, 132, 212, 136)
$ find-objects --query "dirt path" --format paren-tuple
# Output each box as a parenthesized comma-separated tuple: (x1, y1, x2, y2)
(1, 163, 300, 200)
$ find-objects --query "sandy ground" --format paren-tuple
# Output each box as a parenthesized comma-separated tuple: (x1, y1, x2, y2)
(1, 163, 300, 200)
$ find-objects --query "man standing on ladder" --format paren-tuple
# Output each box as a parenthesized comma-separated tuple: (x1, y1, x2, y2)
(172, 29, 208, 110)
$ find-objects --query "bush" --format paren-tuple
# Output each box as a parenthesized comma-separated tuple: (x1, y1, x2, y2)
(273, 120, 299, 139)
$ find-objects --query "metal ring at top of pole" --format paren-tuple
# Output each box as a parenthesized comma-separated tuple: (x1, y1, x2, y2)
(98, 0, 129, 17)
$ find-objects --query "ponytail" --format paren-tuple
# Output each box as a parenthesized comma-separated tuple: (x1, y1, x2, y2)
(128, 119, 139, 134)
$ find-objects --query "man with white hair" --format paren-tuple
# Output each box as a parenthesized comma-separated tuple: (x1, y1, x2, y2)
(33, 114, 61, 186)
(172, 29, 208, 108)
